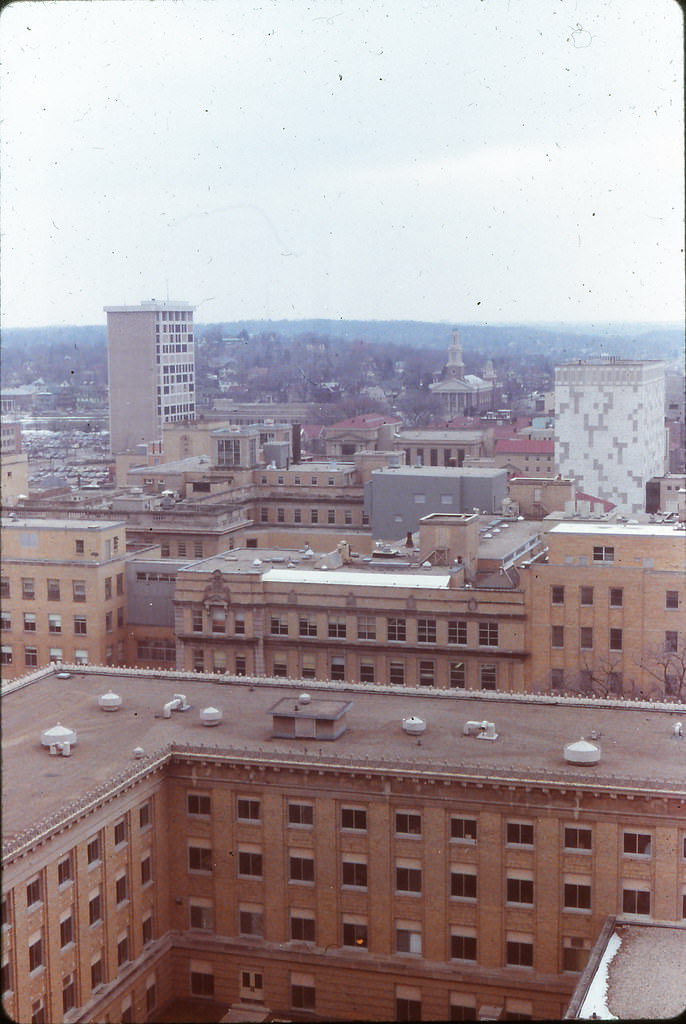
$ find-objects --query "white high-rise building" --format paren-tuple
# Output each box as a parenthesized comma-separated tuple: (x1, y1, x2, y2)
(554, 358, 667, 512)
(105, 299, 196, 454)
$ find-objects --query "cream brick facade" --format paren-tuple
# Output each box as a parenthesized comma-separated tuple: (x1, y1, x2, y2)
(2, 667, 684, 1023)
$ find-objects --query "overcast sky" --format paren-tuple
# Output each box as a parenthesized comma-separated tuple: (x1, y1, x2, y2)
(1, 0, 683, 329)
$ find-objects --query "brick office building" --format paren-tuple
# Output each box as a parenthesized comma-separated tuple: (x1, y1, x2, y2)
(2, 666, 684, 1022)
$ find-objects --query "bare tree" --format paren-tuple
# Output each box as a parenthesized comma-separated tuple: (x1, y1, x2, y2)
(635, 637, 686, 701)
(565, 654, 642, 699)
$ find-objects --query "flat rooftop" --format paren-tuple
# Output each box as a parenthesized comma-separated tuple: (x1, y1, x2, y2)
(1, 516, 125, 531)
(373, 465, 505, 478)
(549, 520, 685, 539)
(3, 668, 684, 843)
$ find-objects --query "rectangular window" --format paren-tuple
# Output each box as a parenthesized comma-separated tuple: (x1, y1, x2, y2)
(417, 618, 437, 643)
(330, 655, 345, 680)
(194, 541, 203, 558)
(0, 646, 12, 666)
(87, 833, 101, 864)
(24, 645, 38, 667)
(142, 914, 153, 945)
(396, 992, 422, 1022)
(341, 806, 367, 830)
(551, 624, 564, 649)
(293, 508, 302, 523)
(342, 859, 368, 888)
(580, 626, 593, 650)
(0, 578, 8, 598)
(239, 904, 264, 937)
(238, 849, 263, 877)
(90, 957, 104, 990)
(139, 801, 151, 829)
(328, 616, 346, 638)
(419, 659, 435, 686)
(141, 854, 152, 886)
(564, 881, 591, 910)
(359, 660, 375, 683)
(666, 630, 678, 652)
(277, 507, 286, 523)
(73, 614, 88, 635)
(28, 933, 43, 972)
(270, 614, 288, 635)
(396, 811, 422, 836)
(563, 937, 591, 973)
(610, 587, 623, 607)
(291, 974, 315, 1010)
(480, 663, 497, 690)
(289, 853, 315, 883)
(62, 973, 76, 1013)
(448, 620, 468, 645)
(342, 918, 368, 949)
(26, 877, 42, 908)
(327, 509, 336, 524)
(47, 579, 60, 601)
(48, 614, 62, 636)
(387, 617, 407, 641)
(290, 911, 315, 942)
(507, 822, 534, 846)
(507, 937, 534, 967)
(450, 931, 477, 961)
(449, 661, 466, 688)
(60, 912, 74, 948)
(114, 818, 127, 846)
(58, 853, 73, 886)
(357, 615, 376, 640)
(234, 612, 246, 635)
(23, 612, 37, 631)
(451, 816, 477, 842)
(22, 578, 35, 600)
(622, 888, 651, 915)
(117, 932, 129, 966)
(187, 793, 211, 816)
(609, 628, 623, 651)
(188, 845, 213, 872)
(260, 507, 269, 523)
(396, 922, 422, 954)
(564, 826, 592, 851)
(189, 900, 214, 931)
(73, 579, 86, 601)
(451, 871, 477, 899)
(666, 590, 679, 609)
(115, 873, 128, 904)
(0, 610, 10, 630)
(310, 509, 319, 523)
(88, 890, 102, 926)
(344, 509, 353, 525)
(478, 622, 498, 646)
(551, 585, 565, 605)
(623, 832, 651, 856)
(593, 545, 614, 562)
(507, 876, 534, 904)
(580, 586, 594, 606)
(389, 661, 405, 685)
(105, 577, 112, 600)
(237, 797, 261, 821)
(288, 802, 314, 826)
(396, 861, 422, 893)
(299, 615, 317, 637)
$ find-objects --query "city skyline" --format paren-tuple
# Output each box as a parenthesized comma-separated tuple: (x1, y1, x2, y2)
(1, 0, 683, 330)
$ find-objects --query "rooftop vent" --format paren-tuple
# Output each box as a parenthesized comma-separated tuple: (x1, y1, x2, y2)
(98, 691, 122, 712)
(298, 693, 312, 706)
(564, 738, 600, 765)
(463, 720, 498, 741)
(163, 693, 191, 718)
(133, 746, 146, 759)
(402, 715, 426, 735)
(200, 706, 222, 727)
(41, 722, 77, 756)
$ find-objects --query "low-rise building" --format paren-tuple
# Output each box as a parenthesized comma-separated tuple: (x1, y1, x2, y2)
(0, 517, 130, 678)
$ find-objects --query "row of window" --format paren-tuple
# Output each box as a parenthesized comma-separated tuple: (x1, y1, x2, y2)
(551, 625, 625, 651)
(186, 798, 663, 859)
(1, 612, 92, 635)
(260, 506, 362, 526)
(1, 646, 91, 668)
(1, 575, 122, 601)
(22, 917, 154, 989)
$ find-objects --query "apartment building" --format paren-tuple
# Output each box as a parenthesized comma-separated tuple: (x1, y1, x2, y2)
(527, 520, 686, 698)
(554, 358, 667, 513)
(2, 666, 684, 1023)
(0, 517, 129, 679)
(105, 299, 196, 454)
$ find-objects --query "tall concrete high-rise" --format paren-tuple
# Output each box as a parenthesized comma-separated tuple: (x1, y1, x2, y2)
(554, 358, 667, 512)
(105, 299, 196, 454)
